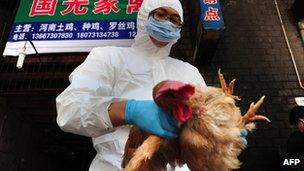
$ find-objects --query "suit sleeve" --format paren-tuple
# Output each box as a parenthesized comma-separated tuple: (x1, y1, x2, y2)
(56, 47, 122, 137)
(192, 68, 207, 88)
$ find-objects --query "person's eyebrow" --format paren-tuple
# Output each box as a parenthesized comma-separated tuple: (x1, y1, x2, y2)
(155, 8, 181, 20)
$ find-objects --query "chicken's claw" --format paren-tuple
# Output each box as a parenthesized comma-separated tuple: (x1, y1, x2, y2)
(243, 96, 270, 124)
(218, 69, 241, 100)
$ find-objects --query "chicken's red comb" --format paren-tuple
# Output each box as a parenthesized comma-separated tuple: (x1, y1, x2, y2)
(155, 80, 195, 100)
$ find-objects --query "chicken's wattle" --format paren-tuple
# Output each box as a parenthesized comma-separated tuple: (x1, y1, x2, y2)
(173, 103, 192, 123)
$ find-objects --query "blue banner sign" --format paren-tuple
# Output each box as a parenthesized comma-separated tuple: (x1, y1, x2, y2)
(3, 0, 142, 56)
(200, 0, 225, 29)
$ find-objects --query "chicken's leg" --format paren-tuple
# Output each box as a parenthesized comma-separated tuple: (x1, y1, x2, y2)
(125, 135, 164, 171)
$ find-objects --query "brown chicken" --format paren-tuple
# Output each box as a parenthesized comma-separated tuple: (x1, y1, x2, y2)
(122, 70, 270, 171)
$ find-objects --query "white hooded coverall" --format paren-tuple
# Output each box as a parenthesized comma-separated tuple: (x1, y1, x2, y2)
(56, 0, 207, 170)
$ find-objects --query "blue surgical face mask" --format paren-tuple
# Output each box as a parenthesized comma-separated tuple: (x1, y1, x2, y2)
(145, 16, 181, 43)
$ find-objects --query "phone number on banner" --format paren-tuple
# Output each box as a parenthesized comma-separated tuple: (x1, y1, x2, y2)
(77, 32, 119, 38)
(30, 31, 127, 40)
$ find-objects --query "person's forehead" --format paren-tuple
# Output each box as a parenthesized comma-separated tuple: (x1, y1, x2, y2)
(154, 6, 180, 17)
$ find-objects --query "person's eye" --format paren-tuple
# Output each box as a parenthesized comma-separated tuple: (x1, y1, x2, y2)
(171, 20, 179, 25)
(171, 20, 181, 26)
(170, 17, 181, 25)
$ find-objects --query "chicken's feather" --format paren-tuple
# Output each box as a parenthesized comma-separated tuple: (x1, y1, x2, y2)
(122, 72, 270, 171)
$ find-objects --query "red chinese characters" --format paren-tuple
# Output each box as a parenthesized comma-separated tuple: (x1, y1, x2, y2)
(93, 0, 120, 15)
(29, 0, 58, 16)
(203, 0, 217, 4)
(61, 0, 89, 16)
(30, 0, 141, 17)
(204, 7, 220, 21)
(126, 0, 143, 14)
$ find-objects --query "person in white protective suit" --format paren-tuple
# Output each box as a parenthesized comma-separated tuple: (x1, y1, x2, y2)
(56, 0, 207, 170)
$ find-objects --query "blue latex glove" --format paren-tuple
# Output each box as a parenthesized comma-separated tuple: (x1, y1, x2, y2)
(240, 129, 249, 145)
(125, 100, 178, 139)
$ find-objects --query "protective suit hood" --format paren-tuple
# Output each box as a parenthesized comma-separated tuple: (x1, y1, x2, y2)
(131, 0, 183, 57)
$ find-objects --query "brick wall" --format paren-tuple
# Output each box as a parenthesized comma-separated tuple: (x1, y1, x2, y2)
(199, 0, 304, 170)
(0, 97, 31, 171)
(0, 96, 96, 171)
(0, 98, 58, 171)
